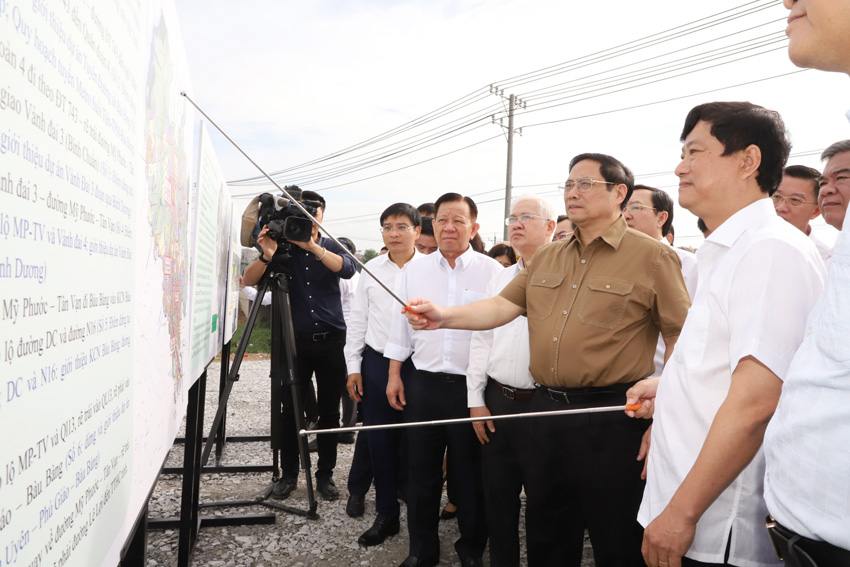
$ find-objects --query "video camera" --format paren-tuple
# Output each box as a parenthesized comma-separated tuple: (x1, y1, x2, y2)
(241, 185, 321, 250)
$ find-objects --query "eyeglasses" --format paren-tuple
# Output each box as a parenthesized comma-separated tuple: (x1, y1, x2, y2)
(559, 177, 617, 194)
(379, 225, 415, 233)
(554, 230, 573, 241)
(771, 194, 817, 208)
(505, 213, 549, 226)
(624, 204, 656, 214)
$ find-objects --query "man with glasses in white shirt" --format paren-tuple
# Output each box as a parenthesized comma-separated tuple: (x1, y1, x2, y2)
(773, 165, 833, 265)
(630, 101, 826, 567)
(466, 194, 556, 567)
(624, 185, 698, 376)
(385, 193, 503, 567)
(344, 203, 423, 546)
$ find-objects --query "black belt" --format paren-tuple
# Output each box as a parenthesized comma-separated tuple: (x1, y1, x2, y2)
(535, 382, 633, 405)
(766, 515, 850, 567)
(488, 377, 535, 401)
(295, 330, 345, 342)
(418, 370, 464, 383)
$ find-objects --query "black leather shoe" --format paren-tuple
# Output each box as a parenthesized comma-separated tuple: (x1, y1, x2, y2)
(459, 556, 483, 567)
(316, 477, 340, 501)
(439, 503, 457, 520)
(398, 556, 438, 567)
(357, 515, 400, 546)
(339, 432, 356, 444)
(346, 493, 365, 518)
(271, 477, 297, 500)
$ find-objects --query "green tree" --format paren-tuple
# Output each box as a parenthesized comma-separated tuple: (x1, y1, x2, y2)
(363, 248, 379, 262)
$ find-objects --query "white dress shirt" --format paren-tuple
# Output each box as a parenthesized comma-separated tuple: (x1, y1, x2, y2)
(639, 199, 826, 566)
(242, 285, 271, 306)
(652, 241, 699, 375)
(384, 247, 503, 374)
(808, 229, 833, 268)
(764, 207, 850, 549)
(343, 251, 421, 375)
(339, 270, 360, 327)
(467, 260, 535, 407)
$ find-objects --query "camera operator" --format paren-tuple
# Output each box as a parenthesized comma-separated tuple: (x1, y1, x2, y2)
(242, 190, 356, 501)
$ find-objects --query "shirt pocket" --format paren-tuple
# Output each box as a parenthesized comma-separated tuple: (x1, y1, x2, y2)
(527, 273, 564, 320)
(461, 289, 487, 306)
(578, 277, 634, 330)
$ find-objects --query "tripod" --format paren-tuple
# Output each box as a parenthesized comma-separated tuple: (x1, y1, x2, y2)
(199, 245, 319, 519)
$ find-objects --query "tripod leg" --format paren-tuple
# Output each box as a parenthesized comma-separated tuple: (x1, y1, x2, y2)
(200, 275, 271, 466)
(271, 275, 319, 516)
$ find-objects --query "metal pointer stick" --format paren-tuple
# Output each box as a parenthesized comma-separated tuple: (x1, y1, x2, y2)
(298, 403, 643, 436)
(180, 91, 414, 312)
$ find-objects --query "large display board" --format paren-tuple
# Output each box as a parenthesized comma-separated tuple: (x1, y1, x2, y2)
(0, 1, 232, 565)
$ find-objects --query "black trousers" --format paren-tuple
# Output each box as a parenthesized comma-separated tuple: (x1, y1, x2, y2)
(351, 347, 413, 518)
(481, 380, 534, 567)
(526, 387, 649, 567)
(405, 368, 488, 562)
(279, 332, 347, 480)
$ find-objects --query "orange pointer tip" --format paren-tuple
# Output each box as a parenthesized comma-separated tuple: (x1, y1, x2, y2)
(625, 403, 642, 411)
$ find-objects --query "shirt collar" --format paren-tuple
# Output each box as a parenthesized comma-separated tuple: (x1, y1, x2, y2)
(705, 198, 775, 249)
(438, 244, 475, 270)
(385, 248, 422, 268)
(570, 215, 629, 250)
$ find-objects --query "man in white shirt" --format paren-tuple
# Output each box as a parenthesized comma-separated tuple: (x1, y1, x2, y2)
(628, 101, 826, 567)
(466, 194, 556, 567)
(624, 185, 699, 376)
(343, 203, 422, 546)
(772, 165, 833, 265)
(385, 193, 503, 567)
(763, 137, 850, 562)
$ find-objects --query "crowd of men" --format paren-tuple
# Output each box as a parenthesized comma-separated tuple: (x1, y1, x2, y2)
(241, 2, 849, 565)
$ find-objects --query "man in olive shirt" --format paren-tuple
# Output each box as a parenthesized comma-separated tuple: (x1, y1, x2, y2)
(404, 153, 691, 566)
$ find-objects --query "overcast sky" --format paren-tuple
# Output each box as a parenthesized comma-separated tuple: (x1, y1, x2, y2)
(175, 0, 848, 252)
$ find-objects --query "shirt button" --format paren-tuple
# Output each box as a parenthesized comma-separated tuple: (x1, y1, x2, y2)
(306, 267, 309, 270)
(309, 296, 312, 299)
(562, 310, 567, 315)
(606, 285, 611, 289)
(552, 337, 558, 342)
(572, 284, 577, 289)
(581, 259, 586, 264)
(541, 279, 546, 283)
(311, 309, 314, 312)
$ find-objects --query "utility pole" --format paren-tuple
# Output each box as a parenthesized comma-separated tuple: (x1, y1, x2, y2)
(490, 86, 526, 240)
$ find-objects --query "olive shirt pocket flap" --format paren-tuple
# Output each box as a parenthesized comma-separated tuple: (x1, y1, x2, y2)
(529, 274, 564, 288)
(587, 278, 633, 296)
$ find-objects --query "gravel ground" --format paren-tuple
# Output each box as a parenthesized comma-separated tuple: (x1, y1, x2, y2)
(145, 358, 595, 567)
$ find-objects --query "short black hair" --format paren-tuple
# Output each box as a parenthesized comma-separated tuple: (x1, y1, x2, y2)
(568, 153, 634, 210)
(633, 184, 675, 237)
(487, 243, 516, 265)
(783, 165, 821, 198)
(417, 202, 436, 217)
(420, 217, 434, 237)
(434, 193, 478, 221)
(337, 237, 356, 254)
(680, 102, 790, 195)
(380, 203, 421, 227)
(556, 214, 569, 223)
(300, 189, 326, 210)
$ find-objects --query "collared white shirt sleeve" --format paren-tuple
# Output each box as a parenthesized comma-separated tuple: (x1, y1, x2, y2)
(344, 252, 421, 375)
(467, 262, 535, 407)
(653, 243, 699, 374)
(339, 270, 359, 327)
(242, 285, 272, 306)
(764, 207, 850, 549)
(384, 248, 503, 374)
(640, 199, 826, 567)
